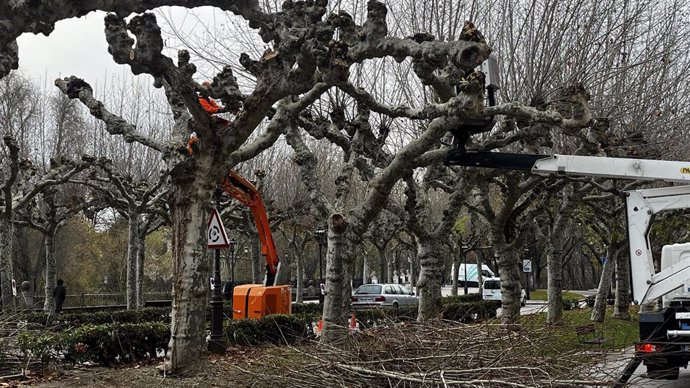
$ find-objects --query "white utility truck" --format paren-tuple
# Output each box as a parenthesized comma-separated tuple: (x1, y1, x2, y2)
(448, 150, 690, 381)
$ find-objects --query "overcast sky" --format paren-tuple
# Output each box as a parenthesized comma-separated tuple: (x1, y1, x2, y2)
(14, 7, 221, 89)
(16, 11, 133, 87)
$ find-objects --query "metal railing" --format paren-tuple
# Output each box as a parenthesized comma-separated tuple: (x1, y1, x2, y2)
(26, 292, 171, 309)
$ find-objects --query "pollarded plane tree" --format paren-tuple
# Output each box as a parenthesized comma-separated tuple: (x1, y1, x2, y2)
(70, 161, 170, 309)
(0, 135, 21, 310)
(10, 156, 110, 313)
(282, 6, 606, 333)
(1, 132, 109, 310)
(401, 173, 471, 319)
(4, 0, 597, 370)
(364, 210, 404, 284)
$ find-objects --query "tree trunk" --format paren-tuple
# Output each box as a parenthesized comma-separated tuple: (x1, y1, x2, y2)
(476, 253, 484, 295)
(547, 244, 564, 325)
(251, 237, 262, 284)
(614, 249, 630, 319)
(591, 243, 621, 322)
(295, 250, 303, 304)
(164, 165, 214, 374)
(320, 213, 351, 342)
(362, 255, 370, 284)
(0, 220, 15, 311)
(126, 211, 140, 310)
(378, 249, 386, 285)
(136, 225, 146, 309)
(495, 241, 521, 324)
(451, 253, 460, 297)
(409, 255, 416, 293)
(417, 239, 443, 320)
(42, 232, 56, 313)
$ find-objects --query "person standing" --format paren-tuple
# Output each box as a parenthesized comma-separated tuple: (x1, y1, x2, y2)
(53, 279, 66, 315)
(222, 279, 234, 301)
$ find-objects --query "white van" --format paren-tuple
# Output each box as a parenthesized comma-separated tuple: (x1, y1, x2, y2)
(482, 277, 526, 307)
(450, 264, 495, 286)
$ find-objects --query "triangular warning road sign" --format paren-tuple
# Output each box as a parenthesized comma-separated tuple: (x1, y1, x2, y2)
(207, 209, 230, 248)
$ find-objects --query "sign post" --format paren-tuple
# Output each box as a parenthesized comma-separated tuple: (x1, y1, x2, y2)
(522, 259, 532, 300)
(208, 189, 229, 354)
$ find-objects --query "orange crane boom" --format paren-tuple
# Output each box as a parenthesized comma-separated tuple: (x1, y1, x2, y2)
(219, 170, 281, 286)
(220, 170, 291, 319)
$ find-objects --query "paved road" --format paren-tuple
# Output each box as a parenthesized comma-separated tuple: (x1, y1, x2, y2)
(436, 286, 690, 385)
(594, 349, 690, 387)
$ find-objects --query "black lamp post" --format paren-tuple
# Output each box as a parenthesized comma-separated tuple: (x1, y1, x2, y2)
(315, 229, 326, 283)
(208, 187, 225, 354)
(229, 239, 236, 282)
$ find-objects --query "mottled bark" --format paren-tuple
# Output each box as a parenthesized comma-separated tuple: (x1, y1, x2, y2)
(494, 240, 522, 323)
(164, 156, 216, 373)
(546, 184, 583, 325)
(0, 221, 15, 310)
(476, 253, 484, 294)
(546, 245, 564, 325)
(614, 249, 630, 319)
(126, 211, 140, 310)
(320, 214, 351, 342)
(136, 224, 146, 309)
(378, 249, 387, 284)
(409, 255, 416, 292)
(591, 242, 623, 322)
(417, 240, 443, 320)
(251, 236, 262, 284)
(363, 256, 370, 284)
(386, 256, 393, 284)
(295, 251, 303, 304)
(451, 254, 460, 296)
(42, 233, 56, 314)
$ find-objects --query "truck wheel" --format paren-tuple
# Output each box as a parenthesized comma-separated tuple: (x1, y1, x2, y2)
(646, 364, 679, 380)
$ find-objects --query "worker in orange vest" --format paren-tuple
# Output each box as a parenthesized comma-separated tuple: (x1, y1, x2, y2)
(198, 81, 227, 114)
(184, 81, 231, 155)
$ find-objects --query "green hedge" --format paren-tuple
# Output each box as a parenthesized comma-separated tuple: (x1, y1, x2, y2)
(292, 303, 322, 315)
(19, 321, 170, 365)
(442, 293, 483, 303)
(225, 313, 319, 345)
(17, 308, 170, 329)
(354, 299, 497, 328)
(442, 300, 499, 321)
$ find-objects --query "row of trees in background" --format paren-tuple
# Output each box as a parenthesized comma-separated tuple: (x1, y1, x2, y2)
(0, 0, 688, 374)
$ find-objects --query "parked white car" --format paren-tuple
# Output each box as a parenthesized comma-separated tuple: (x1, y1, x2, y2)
(351, 284, 418, 310)
(482, 277, 526, 307)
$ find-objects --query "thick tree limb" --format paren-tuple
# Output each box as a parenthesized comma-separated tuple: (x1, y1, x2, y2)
(54, 77, 168, 153)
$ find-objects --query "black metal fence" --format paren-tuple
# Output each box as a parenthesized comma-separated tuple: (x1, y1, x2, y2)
(19, 292, 171, 310)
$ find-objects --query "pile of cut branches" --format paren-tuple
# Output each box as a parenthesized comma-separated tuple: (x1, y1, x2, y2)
(0, 313, 38, 380)
(231, 320, 617, 387)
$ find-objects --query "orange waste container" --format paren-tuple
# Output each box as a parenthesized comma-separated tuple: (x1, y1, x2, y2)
(232, 284, 292, 319)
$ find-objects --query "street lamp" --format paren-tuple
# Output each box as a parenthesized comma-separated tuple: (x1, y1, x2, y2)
(315, 229, 326, 283)
(229, 239, 236, 282)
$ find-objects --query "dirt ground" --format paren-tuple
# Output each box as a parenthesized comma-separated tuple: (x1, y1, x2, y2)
(7, 348, 262, 388)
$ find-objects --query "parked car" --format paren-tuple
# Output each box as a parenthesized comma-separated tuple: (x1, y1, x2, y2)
(482, 277, 527, 307)
(351, 284, 418, 310)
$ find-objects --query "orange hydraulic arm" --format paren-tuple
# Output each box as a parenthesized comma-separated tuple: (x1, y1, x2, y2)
(219, 170, 280, 286)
